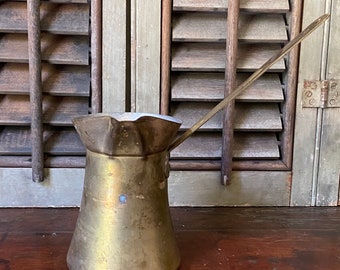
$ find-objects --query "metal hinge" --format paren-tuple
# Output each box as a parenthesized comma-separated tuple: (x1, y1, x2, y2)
(302, 80, 340, 108)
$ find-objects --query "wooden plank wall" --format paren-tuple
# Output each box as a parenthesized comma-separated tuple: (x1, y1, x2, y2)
(317, 1, 340, 206)
(102, 1, 127, 112)
(0, 0, 338, 207)
(291, 0, 340, 206)
(0, 169, 291, 207)
(134, 0, 161, 113)
(102, 0, 160, 113)
(291, 1, 328, 206)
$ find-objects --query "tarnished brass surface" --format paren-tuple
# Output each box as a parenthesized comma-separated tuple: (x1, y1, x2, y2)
(67, 113, 181, 270)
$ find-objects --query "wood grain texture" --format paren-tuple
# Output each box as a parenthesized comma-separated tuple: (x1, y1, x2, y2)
(11, 0, 87, 2)
(102, 0, 126, 112)
(160, 0, 172, 114)
(0, 33, 89, 65)
(1, 207, 340, 269)
(171, 73, 284, 102)
(173, 13, 287, 43)
(0, 126, 85, 155)
(0, 63, 90, 96)
(169, 171, 291, 206)
(222, 0, 239, 184)
(134, 0, 161, 113)
(279, 0, 303, 170)
(0, 95, 89, 125)
(171, 132, 280, 159)
(0, 2, 89, 35)
(291, 1, 328, 206)
(0, 156, 86, 168)
(0, 168, 84, 207)
(317, 1, 340, 206)
(27, 0, 44, 182)
(172, 43, 285, 72)
(171, 102, 282, 131)
(173, 0, 290, 13)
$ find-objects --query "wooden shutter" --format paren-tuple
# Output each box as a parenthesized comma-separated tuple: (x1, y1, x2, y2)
(162, 0, 301, 171)
(0, 1, 101, 168)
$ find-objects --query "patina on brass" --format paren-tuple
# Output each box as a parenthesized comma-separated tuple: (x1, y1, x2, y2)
(67, 113, 181, 270)
(67, 14, 330, 270)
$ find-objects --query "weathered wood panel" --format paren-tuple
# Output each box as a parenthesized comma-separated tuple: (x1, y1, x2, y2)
(134, 0, 161, 113)
(0, 126, 85, 155)
(0, 34, 89, 65)
(13, 0, 87, 3)
(0, 169, 290, 207)
(102, 0, 127, 112)
(317, 1, 340, 206)
(0, 63, 90, 96)
(168, 171, 291, 206)
(291, 1, 327, 206)
(173, 0, 290, 13)
(172, 43, 285, 72)
(0, 95, 88, 125)
(0, 2, 89, 35)
(171, 132, 280, 159)
(173, 14, 287, 43)
(171, 102, 282, 131)
(1, 208, 340, 269)
(0, 168, 84, 207)
(171, 73, 284, 102)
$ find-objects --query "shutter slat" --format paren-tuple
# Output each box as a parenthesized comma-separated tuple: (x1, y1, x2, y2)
(0, 95, 88, 126)
(171, 102, 283, 131)
(233, 133, 280, 159)
(172, 73, 283, 102)
(173, 0, 290, 13)
(0, 126, 85, 155)
(0, 34, 89, 65)
(0, 63, 90, 96)
(170, 132, 280, 159)
(173, 14, 287, 43)
(235, 103, 282, 131)
(172, 43, 285, 72)
(0, 2, 89, 35)
(12, 0, 88, 3)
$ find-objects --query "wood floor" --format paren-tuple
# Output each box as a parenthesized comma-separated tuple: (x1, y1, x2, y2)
(0, 207, 340, 270)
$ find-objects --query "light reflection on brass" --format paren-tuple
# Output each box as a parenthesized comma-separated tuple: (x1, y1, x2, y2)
(67, 113, 181, 270)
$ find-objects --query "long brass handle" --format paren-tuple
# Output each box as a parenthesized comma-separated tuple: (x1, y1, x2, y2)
(168, 13, 330, 152)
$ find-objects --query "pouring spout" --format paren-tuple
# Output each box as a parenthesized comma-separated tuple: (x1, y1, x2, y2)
(73, 112, 181, 156)
(168, 13, 330, 152)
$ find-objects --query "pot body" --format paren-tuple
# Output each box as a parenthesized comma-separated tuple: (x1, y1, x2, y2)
(67, 150, 180, 269)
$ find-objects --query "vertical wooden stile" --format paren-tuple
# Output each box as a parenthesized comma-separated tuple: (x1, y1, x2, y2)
(160, 0, 172, 115)
(91, 0, 102, 114)
(27, 0, 44, 182)
(281, 0, 303, 168)
(221, 0, 240, 185)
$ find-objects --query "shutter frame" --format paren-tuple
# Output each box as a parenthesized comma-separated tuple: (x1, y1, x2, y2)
(161, 0, 302, 171)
